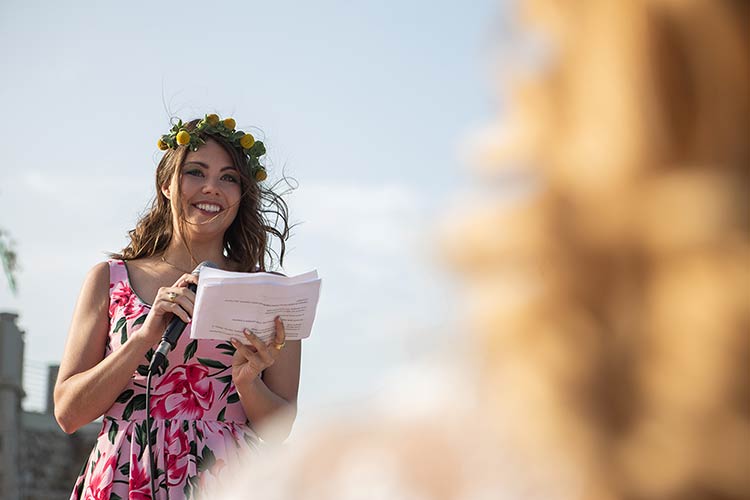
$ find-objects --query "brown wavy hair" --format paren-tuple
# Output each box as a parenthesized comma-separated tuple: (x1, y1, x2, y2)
(111, 118, 291, 272)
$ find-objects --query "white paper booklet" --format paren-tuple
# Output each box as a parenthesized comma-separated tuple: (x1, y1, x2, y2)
(190, 267, 322, 343)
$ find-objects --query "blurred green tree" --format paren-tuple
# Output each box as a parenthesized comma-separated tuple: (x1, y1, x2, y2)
(0, 228, 17, 294)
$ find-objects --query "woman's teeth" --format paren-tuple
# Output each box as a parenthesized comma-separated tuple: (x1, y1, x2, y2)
(195, 203, 221, 213)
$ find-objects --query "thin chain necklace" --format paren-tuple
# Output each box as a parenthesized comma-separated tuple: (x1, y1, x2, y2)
(160, 255, 193, 274)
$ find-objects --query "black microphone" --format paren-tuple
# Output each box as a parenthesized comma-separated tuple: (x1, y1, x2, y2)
(148, 260, 218, 375)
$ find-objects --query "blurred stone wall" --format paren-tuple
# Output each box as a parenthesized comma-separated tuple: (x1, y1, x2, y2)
(20, 413, 99, 500)
(1, 312, 98, 500)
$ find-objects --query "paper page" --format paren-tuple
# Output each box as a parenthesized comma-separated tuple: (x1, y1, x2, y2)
(199, 267, 318, 285)
(190, 278, 321, 343)
(199, 273, 319, 289)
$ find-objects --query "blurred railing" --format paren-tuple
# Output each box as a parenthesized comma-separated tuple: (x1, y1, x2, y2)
(22, 359, 56, 414)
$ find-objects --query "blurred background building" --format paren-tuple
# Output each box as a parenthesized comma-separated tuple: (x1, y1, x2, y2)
(0, 312, 98, 500)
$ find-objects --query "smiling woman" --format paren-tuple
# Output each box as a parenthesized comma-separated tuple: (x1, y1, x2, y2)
(53, 114, 301, 499)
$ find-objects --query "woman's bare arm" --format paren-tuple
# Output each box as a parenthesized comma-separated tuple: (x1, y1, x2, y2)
(53, 263, 155, 433)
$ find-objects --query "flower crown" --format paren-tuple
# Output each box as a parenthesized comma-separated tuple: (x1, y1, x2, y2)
(158, 114, 267, 181)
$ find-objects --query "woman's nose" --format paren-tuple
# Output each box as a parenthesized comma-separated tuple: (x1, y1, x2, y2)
(201, 176, 221, 194)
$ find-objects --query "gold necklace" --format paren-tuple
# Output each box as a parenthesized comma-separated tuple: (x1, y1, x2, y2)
(160, 255, 193, 274)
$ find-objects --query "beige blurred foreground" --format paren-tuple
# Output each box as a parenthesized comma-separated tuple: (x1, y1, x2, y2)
(215, 1, 749, 499)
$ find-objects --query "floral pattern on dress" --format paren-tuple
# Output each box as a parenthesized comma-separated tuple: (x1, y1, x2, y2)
(151, 364, 215, 420)
(70, 260, 261, 500)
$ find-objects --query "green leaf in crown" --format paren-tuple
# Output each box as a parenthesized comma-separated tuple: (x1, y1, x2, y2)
(248, 140, 265, 157)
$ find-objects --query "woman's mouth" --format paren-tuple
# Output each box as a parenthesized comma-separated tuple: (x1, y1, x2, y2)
(193, 202, 223, 214)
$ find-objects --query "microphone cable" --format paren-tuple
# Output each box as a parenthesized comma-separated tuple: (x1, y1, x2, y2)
(146, 369, 157, 499)
(143, 261, 215, 498)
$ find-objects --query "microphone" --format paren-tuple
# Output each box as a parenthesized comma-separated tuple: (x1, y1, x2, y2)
(148, 260, 218, 375)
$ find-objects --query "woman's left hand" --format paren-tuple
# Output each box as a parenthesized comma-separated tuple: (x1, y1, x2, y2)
(230, 316, 286, 388)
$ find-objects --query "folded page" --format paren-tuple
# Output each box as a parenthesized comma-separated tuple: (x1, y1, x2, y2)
(199, 267, 318, 286)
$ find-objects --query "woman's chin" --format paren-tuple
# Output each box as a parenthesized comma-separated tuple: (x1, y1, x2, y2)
(183, 221, 231, 241)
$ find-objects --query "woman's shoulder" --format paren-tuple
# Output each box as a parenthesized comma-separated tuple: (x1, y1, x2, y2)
(82, 259, 130, 290)
(86, 261, 112, 282)
(75, 261, 112, 306)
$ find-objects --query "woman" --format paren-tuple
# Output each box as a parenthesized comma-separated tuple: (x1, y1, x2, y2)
(54, 114, 301, 499)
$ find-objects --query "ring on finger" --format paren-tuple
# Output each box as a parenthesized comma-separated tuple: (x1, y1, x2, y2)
(274, 341, 286, 350)
(166, 291, 177, 302)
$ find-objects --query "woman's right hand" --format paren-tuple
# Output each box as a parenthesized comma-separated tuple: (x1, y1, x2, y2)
(133, 273, 198, 346)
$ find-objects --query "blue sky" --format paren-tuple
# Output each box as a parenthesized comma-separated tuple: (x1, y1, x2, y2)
(0, 0, 506, 435)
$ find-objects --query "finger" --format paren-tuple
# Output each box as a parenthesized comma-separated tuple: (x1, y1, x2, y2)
(173, 291, 195, 316)
(174, 273, 199, 288)
(268, 317, 286, 357)
(241, 328, 265, 349)
(165, 301, 191, 323)
(274, 316, 286, 345)
(175, 296, 194, 317)
(243, 329, 274, 365)
(230, 337, 259, 362)
(158, 286, 188, 311)
(161, 289, 195, 316)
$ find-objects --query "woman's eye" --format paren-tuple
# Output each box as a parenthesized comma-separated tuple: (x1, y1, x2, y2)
(185, 169, 204, 177)
(222, 174, 239, 183)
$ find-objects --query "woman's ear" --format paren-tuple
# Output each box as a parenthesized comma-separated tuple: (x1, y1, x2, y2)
(161, 183, 171, 200)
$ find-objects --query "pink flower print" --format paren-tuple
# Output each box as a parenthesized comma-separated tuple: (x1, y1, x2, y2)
(127, 456, 151, 500)
(82, 453, 117, 500)
(151, 364, 215, 420)
(109, 282, 147, 320)
(165, 424, 190, 487)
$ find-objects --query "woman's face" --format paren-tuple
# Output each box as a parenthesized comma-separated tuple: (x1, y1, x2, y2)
(163, 138, 243, 240)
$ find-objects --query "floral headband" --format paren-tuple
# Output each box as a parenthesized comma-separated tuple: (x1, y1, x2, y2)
(158, 114, 267, 181)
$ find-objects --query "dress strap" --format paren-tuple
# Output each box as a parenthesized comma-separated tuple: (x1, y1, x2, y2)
(107, 259, 128, 288)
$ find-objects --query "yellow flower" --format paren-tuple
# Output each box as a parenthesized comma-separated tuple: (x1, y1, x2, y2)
(255, 168, 267, 182)
(206, 114, 220, 125)
(222, 118, 236, 130)
(239, 133, 255, 149)
(176, 130, 191, 146)
(157, 138, 169, 151)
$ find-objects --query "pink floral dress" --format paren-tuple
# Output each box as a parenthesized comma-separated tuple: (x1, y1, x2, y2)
(70, 260, 261, 500)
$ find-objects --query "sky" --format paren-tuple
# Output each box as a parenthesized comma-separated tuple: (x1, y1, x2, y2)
(0, 0, 508, 436)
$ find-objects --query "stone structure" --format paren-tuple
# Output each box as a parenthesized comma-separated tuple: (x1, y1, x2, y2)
(0, 312, 98, 500)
